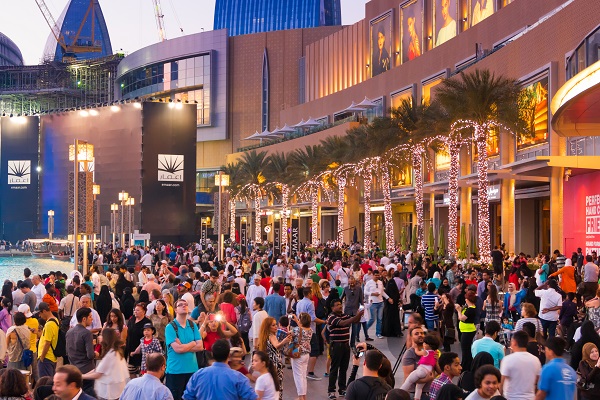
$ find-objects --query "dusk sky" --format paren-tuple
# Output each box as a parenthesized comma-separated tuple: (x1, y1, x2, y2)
(1, 0, 369, 65)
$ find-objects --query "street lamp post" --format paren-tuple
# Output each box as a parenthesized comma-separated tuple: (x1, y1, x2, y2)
(111, 203, 118, 247)
(92, 184, 100, 253)
(126, 197, 135, 244)
(48, 210, 54, 240)
(215, 172, 230, 261)
(118, 191, 129, 248)
(69, 140, 94, 273)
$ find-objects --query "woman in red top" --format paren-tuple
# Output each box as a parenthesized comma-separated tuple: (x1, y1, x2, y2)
(199, 312, 238, 351)
(219, 291, 238, 324)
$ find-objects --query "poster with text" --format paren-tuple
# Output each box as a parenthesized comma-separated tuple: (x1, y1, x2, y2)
(400, 0, 424, 64)
(471, 0, 496, 27)
(434, 0, 457, 47)
(370, 11, 393, 77)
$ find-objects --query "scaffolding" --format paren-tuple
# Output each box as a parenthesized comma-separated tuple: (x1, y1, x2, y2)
(0, 54, 123, 115)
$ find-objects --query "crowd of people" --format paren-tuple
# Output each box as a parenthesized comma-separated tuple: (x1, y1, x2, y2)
(0, 240, 597, 400)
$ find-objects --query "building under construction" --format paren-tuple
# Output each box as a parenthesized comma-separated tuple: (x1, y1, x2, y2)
(0, 54, 122, 115)
(0, 0, 116, 115)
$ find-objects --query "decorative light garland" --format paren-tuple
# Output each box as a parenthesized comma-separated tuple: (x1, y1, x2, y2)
(311, 187, 318, 247)
(281, 185, 289, 250)
(229, 198, 236, 240)
(381, 167, 395, 252)
(254, 196, 262, 244)
(412, 145, 426, 254)
(337, 176, 346, 247)
(447, 142, 461, 258)
(363, 174, 372, 251)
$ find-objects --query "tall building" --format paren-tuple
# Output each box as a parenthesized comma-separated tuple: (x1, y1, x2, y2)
(43, 0, 113, 62)
(214, 0, 341, 36)
(0, 33, 23, 67)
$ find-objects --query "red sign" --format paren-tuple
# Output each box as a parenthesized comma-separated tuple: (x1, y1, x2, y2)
(564, 171, 600, 255)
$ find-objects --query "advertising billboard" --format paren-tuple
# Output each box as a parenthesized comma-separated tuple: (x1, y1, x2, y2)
(370, 11, 393, 77)
(563, 172, 600, 255)
(434, 0, 457, 47)
(400, 1, 424, 64)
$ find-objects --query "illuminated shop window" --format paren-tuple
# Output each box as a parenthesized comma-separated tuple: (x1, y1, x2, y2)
(422, 77, 443, 105)
(391, 88, 413, 109)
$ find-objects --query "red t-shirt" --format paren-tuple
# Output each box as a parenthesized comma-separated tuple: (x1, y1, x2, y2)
(203, 331, 221, 351)
(220, 302, 237, 324)
(360, 263, 371, 274)
(260, 277, 271, 293)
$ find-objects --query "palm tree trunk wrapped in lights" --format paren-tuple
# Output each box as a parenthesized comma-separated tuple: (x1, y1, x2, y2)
(363, 174, 372, 251)
(310, 187, 318, 246)
(436, 70, 524, 262)
(412, 147, 425, 253)
(447, 141, 461, 258)
(337, 176, 346, 247)
(229, 199, 236, 240)
(381, 167, 394, 252)
(254, 196, 262, 243)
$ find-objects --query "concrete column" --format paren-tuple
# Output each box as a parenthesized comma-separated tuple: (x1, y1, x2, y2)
(500, 125, 516, 252)
(344, 185, 360, 244)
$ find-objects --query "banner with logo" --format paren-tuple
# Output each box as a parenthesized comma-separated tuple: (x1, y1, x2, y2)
(564, 172, 600, 255)
(274, 220, 281, 255)
(141, 102, 197, 243)
(291, 218, 299, 254)
(241, 220, 247, 256)
(0, 116, 40, 241)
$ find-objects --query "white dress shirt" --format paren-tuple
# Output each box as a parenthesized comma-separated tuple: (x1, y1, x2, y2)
(534, 288, 562, 321)
(363, 279, 388, 304)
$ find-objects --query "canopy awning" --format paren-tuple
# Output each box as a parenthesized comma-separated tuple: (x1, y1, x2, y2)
(292, 119, 306, 128)
(301, 117, 321, 127)
(356, 97, 378, 109)
(277, 124, 296, 133)
(342, 101, 365, 113)
(242, 131, 261, 140)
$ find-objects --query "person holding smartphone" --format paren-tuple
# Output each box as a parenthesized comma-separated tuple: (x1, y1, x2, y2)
(199, 312, 238, 351)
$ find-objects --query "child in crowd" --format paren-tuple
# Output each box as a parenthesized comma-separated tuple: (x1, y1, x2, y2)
(131, 323, 162, 374)
(416, 281, 428, 297)
(400, 333, 441, 400)
(501, 317, 514, 331)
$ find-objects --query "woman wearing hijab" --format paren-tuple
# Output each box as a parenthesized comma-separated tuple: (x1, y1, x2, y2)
(120, 287, 135, 320)
(458, 351, 494, 394)
(96, 285, 113, 325)
(571, 320, 600, 370)
(137, 289, 150, 305)
(427, 271, 442, 289)
(114, 272, 134, 301)
(382, 270, 401, 337)
(578, 342, 600, 399)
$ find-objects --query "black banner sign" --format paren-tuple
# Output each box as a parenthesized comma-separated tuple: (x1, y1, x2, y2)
(201, 221, 207, 246)
(291, 218, 299, 255)
(241, 221, 247, 257)
(274, 220, 280, 255)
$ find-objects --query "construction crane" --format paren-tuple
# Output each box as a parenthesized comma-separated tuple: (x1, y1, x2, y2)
(152, 0, 167, 42)
(35, 0, 102, 61)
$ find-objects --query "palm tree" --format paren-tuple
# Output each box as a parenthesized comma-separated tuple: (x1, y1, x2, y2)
(345, 119, 403, 252)
(392, 97, 437, 254)
(289, 145, 329, 247)
(237, 150, 269, 243)
(265, 152, 293, 252)
(435, 69, 522, 261)
(222, 162, 243, 240)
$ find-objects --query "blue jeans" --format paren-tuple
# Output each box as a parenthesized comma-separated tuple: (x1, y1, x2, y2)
(367, 302, 384, 336)
(425, 319, 438, 330)
(38, 358, 56, 378)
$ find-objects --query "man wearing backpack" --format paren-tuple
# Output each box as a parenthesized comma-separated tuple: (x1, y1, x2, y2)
(165, 299, 204, 400)
(37, 302, 60, 378)
(345, 349, 391, 400)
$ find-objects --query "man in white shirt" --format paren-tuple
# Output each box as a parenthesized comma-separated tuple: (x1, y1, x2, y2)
(31, 275, 46, 309)
(535, 279, 563, 338)
(251, 297, 268, 348)
(69, 295, 102, 334)
(500, 330, 541, 400)
(363, 270, 391, 339)
(270, 259, 285, 280)
(138, 266, 150, 288)
(246, 275, 266, 316)
(140, 251, 153, 267)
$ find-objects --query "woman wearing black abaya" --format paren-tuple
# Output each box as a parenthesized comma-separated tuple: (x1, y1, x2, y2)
(570, 320, 600, 370)
(120, 287, 135, 320)
(114, 272, 133, 300)
(381, 271, 401, 337)
(96, 285, 113, 325)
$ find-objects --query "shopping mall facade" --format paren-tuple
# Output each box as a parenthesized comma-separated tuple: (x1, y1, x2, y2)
(4, 0, 594, 252)
(111, 0, 600, 256)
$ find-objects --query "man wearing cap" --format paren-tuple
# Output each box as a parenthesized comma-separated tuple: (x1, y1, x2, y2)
(234, 269, 246, 295)
(38, 302, 59, 378)
(177, 282, 195, 316)
(66, 307, 97, 396)
(271, 259, 285, 280)
(19, 303, 40, 381)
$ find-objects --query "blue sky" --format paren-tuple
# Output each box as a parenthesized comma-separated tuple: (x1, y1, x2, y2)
(1, 0, 369, 65)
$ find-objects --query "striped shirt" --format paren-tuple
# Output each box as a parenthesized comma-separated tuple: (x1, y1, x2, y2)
(421, 292, 440, 321)
(326, 313, 352, 343)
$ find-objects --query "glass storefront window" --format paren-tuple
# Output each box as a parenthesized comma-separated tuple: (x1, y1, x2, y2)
(422, 77, 443, 105)
(435, 151, 450, 170)
(196, 170, 218, 192)
(487, 127, 499, 157)
(391, 88, 413, 109)
(517, 76, 549, 151)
